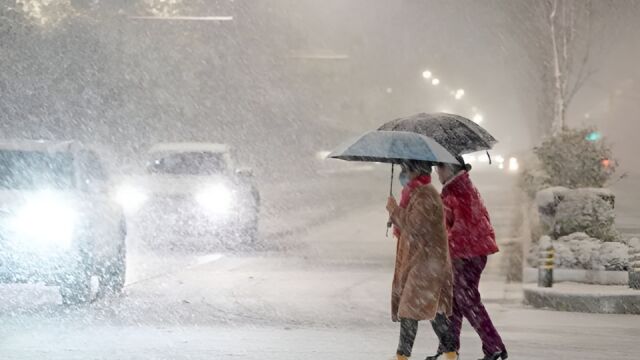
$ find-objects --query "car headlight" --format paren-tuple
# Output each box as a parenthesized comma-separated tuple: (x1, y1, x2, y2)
(10, 192, 77, 248)
(196, 184, 234, 215)
(508, 157, 519, 172)
(115, 185, 148, 213)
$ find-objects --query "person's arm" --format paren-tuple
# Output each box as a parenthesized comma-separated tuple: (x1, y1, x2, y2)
(389, 193, 433, 239)
(446, 196, 470, 241)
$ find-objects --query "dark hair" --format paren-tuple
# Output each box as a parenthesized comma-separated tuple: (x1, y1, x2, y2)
(401, 160, 433, 174)
(436, 156, 472, 173)
(452, 155, 472, 173)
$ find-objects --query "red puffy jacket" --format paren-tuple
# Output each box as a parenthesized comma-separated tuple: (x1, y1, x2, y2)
(441, 172, 498, 259)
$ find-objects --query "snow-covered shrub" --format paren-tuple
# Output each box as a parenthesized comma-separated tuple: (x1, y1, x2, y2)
(563, 232, 602, 268)
(594, 242, 629, 271)
(530, 233, 630, 270)
(535, 187, 568, 234)
(553, 190, 618, 241)
(533, 127, 616, 189)
(552, 241, 578, 269)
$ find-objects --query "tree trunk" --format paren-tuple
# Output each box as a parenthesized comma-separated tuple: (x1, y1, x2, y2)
(549, 0, 567, 135)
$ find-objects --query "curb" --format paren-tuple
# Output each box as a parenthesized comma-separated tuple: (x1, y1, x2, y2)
(523, 267, 628, 285)
(523, 285, 640, 314)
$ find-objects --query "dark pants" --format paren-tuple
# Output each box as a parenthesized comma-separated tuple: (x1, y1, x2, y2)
(397, 318, 418, 357)
(398, 316, 457, 356)
(431, 256, 506, 356)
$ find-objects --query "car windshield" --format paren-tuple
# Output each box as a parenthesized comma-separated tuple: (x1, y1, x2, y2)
(147, 152, 227, 175)
(0, 150, 75, 190)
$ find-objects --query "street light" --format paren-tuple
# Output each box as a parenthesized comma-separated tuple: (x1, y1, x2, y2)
(473, 114, 483, 123)
(422, 70, 432, 79)
(432, 78, 440, 86)
(455, 89, 465, 100)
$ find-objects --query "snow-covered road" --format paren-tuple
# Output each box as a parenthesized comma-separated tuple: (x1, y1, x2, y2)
(2, 169, 639, 359)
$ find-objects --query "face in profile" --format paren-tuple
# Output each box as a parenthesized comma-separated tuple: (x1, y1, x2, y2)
(436, 164, 449, 185)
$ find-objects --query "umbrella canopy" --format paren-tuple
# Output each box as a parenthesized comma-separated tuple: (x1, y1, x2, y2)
(329, 130, 459, 164)
(378, 112, 497, 156)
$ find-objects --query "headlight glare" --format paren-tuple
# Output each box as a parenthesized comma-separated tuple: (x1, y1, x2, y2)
(10, 192, 77, 248)
(115, 185, 148, 213)
(196, 184, 233, 214)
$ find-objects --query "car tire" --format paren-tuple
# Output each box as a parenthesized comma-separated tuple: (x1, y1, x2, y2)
(98, 224, 127, 296)
(59, 258, 92, 306)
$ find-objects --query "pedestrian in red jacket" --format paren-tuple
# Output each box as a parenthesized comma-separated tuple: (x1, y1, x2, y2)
(426, 158, 508, 360)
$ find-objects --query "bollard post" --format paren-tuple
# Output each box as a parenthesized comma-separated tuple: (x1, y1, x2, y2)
(629, 246, 640, 290)
(538, 245, 554, 288)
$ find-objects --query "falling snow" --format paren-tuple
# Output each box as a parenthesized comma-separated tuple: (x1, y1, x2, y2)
(2, 1, 640, 359)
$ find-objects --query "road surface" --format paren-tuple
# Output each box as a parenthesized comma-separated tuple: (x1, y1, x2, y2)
(1, 167, 639, 359)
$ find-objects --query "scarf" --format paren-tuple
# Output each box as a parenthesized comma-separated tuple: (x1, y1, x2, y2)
(394, 174, 431, 237)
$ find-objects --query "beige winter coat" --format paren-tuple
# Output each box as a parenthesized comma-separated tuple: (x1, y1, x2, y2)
(390, 184, 453, 322)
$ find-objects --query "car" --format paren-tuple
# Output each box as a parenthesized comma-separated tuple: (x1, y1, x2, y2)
(0, 140, 127, 305)
(116, 142, 260, 245)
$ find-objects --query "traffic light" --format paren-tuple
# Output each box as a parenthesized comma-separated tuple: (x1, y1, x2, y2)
(586, 131, 602, 142)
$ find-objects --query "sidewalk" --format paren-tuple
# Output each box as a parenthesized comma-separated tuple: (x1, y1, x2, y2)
(523, 282, 640, 314)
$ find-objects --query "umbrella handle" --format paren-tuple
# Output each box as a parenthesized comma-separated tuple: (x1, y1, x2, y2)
(389, 163, 394, 196)
(386, 164, 395, 237)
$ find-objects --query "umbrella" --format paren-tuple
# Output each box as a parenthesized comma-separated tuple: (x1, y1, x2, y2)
(329, 130, 459, 165)
(378, 112, 497, 157)
(329, 130, 458, 236)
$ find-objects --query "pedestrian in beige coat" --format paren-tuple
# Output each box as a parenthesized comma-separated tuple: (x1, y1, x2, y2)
(386, 160, 456, 360)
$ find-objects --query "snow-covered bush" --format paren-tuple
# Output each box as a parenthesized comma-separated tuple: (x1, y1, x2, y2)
(595, 242, 629, 271)
(553, 190, 618, 241)
(535, 187, 568, 234)
(534, 127, 616, 189)
(552, 240, 578, 269)
(530, 233, 629, 271)
(564, 232, 602, 268)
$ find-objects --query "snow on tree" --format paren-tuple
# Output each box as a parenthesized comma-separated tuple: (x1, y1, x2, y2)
(543, 0, 597, 135)
(535, 128, 616, 189)
(508, 0, 618, 137)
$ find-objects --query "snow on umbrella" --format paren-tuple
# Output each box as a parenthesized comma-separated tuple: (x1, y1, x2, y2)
(329, 130, 458, 236)
(329, 130, 459, 165)
(378, 112, 497, 156)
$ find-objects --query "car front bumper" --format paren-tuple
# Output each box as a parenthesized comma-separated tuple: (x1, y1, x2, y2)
(0, 246, 81, 285)
(132, 194, 257, 235)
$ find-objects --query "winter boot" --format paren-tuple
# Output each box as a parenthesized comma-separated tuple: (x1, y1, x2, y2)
(425, 351, 458, 360)
(425, 351, 442, 360)
(395, 355, 410, 360)
(478, 350, 508, 360)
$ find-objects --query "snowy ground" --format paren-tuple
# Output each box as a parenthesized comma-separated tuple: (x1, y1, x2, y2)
(1, 169, 640, 359)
